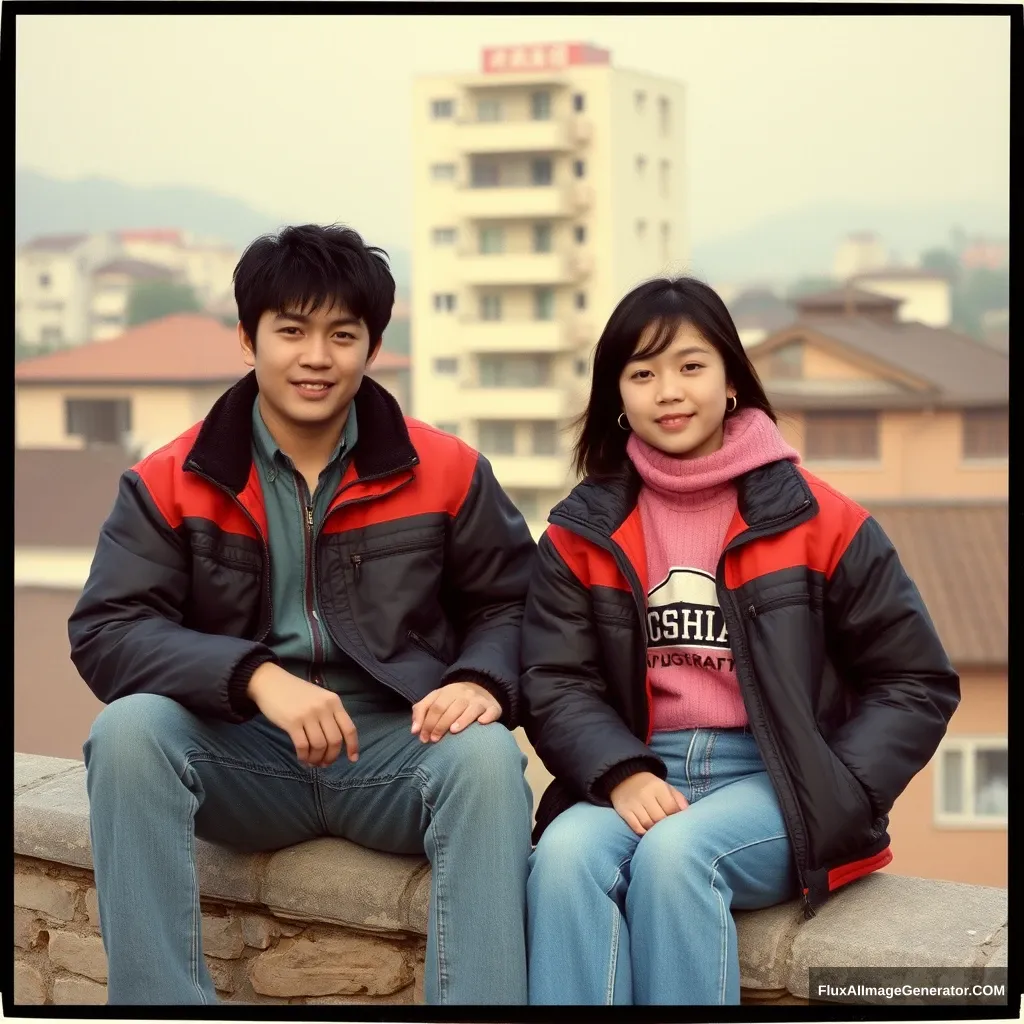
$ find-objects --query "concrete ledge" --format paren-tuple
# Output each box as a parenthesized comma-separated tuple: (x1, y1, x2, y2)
(13, 753, 1010, 1006)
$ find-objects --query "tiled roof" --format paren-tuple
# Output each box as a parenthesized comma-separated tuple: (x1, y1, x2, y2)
(794, 287, 902, 310)
(15, 447, 134, 548)
(93, 259, 176, 280)
(14, 314, 409, 384)
(118, 229, 183, 245)
(867, 502, 1007, 669)
(21, 234, 89, 253)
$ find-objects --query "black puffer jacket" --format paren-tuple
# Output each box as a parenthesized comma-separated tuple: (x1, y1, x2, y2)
(521, 459, 959, 913)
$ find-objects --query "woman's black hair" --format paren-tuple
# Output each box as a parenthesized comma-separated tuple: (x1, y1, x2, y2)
(233, 224, 395, 352)
(572, 276, 776, 479)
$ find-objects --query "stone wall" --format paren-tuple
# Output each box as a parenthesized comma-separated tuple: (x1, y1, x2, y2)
(13, 753, 1009, 1007)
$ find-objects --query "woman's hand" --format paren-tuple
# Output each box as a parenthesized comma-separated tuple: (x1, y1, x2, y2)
(609, 771, 689, 835)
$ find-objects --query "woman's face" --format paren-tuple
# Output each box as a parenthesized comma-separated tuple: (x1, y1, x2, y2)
(618, 321, 736, 459)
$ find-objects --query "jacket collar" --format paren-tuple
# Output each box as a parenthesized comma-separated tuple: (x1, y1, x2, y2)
(184, 370, 418, 494)
(552, 458, 816, 542)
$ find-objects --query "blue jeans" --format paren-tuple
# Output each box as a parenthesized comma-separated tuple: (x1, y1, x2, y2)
(83, 693, 532, 1005)
(527, 728, 797, 1005)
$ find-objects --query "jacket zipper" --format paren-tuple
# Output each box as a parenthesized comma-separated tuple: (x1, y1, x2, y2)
(408, 630, 446, 663)
(184, 461, 272, 642)
(350, 536, 439, 581)
(294, 473, 326, 688)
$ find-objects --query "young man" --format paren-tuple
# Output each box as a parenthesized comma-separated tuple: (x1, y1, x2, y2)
(69, 224, 536, 1005)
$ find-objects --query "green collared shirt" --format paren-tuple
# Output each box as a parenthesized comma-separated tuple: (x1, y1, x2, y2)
(250, 398, 402, 710)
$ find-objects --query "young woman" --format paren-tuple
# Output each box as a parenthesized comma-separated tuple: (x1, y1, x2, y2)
(521, 277, 959, 1005)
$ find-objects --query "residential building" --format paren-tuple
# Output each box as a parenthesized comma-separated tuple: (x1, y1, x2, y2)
(412, 41, 687, 534)
(89, 258, 180, 340)
(848, 268, 952, 328)
(15, 314, 412, 456)
(959, 236, 1008, 272)
(16, 233, 121, 348)
(118, 228, 239, 307)
(831, 231, 888, 281)
(751, 289, 1008, 886)
(726, 287, 794, 348)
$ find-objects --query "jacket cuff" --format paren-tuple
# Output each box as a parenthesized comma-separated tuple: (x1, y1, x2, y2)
(442, 669, 516, 727)
(593, 756, 666, 802)
(227, 648, 277, 721)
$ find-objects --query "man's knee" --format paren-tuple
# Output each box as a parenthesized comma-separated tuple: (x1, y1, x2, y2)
(434, 723, 528, 804)
(85, 693, 188, 769)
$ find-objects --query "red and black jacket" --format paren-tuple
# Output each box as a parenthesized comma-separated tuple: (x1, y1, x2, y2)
(69, 371, 536, 727)
(520, 459, 959, 913)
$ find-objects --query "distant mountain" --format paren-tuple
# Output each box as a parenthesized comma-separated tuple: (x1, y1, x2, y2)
(15, 169, 411, 290)
(689, 199, 1009, 286)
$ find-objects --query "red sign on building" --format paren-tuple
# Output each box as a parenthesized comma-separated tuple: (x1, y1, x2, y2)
(481, 43, 611, 74)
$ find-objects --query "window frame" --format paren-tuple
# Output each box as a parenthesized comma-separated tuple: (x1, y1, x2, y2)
(933, 736, 1008, 830)
(961, 408, 1008, 462)
(803, 410, 880, 464)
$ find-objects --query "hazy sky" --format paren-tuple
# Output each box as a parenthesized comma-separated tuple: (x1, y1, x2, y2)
(15, 13, 1010, 251)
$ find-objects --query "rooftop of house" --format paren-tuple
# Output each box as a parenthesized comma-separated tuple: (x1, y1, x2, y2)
(14, 314, 410, 386)
(92, 258, 177, 280)
(20, 234, 90, 254)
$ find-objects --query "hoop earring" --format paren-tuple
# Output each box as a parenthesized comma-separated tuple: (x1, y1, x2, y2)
(617, 412, 630, 431)
(726, 395, 738, 414)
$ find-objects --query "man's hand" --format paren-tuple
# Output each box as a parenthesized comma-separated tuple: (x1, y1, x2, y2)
(609, 771, 689, 836)
(247, 662, 359, 767)
(410, 680, 502, 743)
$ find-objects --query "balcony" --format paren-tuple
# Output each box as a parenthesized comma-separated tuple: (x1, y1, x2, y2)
(459, 318, 571, 352)
(459, 251, 574, 286)
(458, 385, 567, 420)
(486, 454, 569, 490)
(456, 117, 572, 154)
(458, 182, 592, 220)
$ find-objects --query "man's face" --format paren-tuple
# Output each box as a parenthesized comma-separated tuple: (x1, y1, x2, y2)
(239, 303, 376, 433)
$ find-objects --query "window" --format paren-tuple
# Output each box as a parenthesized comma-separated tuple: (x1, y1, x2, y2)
(65, 398, 132, 446)
(935, 738, 1007, 826)
(38, 273, 51, 288)
(431, 99, 454, 119)
(534, 288, 555, 321)
(480, 293, 503, 321)
(573, 159, 586, 179)
(636, 219, 647, 240)
(533, 223, 553, 253)
(660, 159, 671, 198)
(479, 226, 505, 254)
(804, 411, 879, 461)
(436, 422, 459, 436)
(635, 155, 647, 176)
(573, 93, 585, 113)
(507, 489, 539, 521)
(432, 227, 457, 246)
(432, 294, 457, 313)
(479, 355, 551, 388)
(634, 90, 647, 113)
(658, 96, 671, 135)
(430, 163, 456, 181)
(762, 341, 804, 380)
(574, 225, 587, 244)
(471, 158, 500, 188)
(477, 421, 516, 455)
(531, 158, 553, 186)
(433, 357, 458, 375)
(660, 222, 671, 264)
(40, 325, 63, 345)
(532, 421, 558, 455)
(477, 98, 502, 122)
(531, 92, 552, 121)
(962, 408, 1008, 459)
(575, 358, 589, 377)
(575, 292, 587, 311)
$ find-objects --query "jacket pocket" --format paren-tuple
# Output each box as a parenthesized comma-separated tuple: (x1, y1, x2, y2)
(408, 629, 446, 664)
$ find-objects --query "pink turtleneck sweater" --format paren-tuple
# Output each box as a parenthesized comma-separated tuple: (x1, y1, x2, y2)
(626, 408, 800, 733)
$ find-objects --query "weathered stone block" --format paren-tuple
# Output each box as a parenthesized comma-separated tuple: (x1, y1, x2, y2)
(49, 931, 109, 983)
(241, 913, 280, 950)
(14, 871, 78, 921)
(14, 962, 47, 1004)
(206, 956, 240, 994)
(85, 887, 101, 931)
(736, 899, 804, 990)
(304, 984, 416, 1005)
(413, 957, 425, 1004)
(787, 873, 1008, 997)
(14, 907, 48, 949)
(249, 933, 413, 998)
(202, 914, 245, 959)
(53, 976, 108, 1005)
